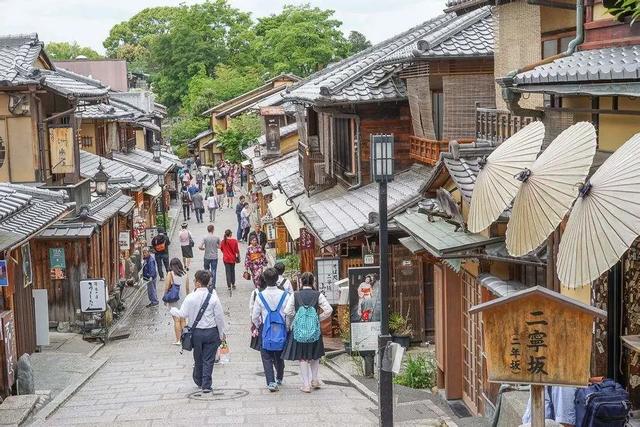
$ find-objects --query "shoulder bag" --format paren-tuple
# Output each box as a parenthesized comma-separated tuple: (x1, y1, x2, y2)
(180, 291, 212, 352)
(188, 232, 195, 248)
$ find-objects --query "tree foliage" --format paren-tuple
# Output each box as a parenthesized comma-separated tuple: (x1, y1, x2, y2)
(605, 0, 640, 24)
(215, 114, 261, 162)
(346, 31, 372, 55)
(255, 5, 348, 76)
(45, 42, 102, 60)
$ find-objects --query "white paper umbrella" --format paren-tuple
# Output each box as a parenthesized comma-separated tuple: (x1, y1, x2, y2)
(558, 132, 640, 288)
(506, 122, 597, 257)
(468, 121, 545, 233)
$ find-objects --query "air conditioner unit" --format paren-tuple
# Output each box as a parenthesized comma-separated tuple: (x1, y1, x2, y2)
(314, 162, 327, 185)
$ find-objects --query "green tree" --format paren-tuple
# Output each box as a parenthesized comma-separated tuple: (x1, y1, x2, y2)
(255, 4, 348, 77)
(181, 64, 264, 117)
(215, 114, 261, 162)
(605, 0, 640, 24)
(103, 6, 181, 69)
(165, 116, 210, 147)
(346, 31, 372, 55)
(151, 1, 255, 113)
(45, 42, 102, 60)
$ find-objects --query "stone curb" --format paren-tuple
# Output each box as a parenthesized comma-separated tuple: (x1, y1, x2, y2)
(324, 352, 379, 404)
(33, 357, 108, 422)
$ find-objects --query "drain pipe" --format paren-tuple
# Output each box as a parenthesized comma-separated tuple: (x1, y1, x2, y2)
(499, 0, 585, 118)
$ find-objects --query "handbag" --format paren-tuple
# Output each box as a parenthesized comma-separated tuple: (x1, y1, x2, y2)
(249, 324, 262, 351)
(188, 233, 195, 248)
(162, 283, 180, 303)
(180, 291, 212, 352)
(243, 271, 251, 281)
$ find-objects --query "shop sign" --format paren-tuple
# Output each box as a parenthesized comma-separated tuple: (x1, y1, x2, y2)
(299, 228, 315, 250)
(79, 279, 107, 313)
(315, 258, 341, 304)
(119, 231, 131, 251)
(49, 127, 75, 174)
(21, 243, 32, 287)
(349, 266, 381, 352)
(49, 248, 66, 280)
(0, 260, 7, 287)
(264, 116, 281, 155)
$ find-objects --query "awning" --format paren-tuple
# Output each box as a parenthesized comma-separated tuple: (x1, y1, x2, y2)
(254, 170, 268, 184)
(262, 185, 274, 196)
(119, 199, 135, 215)
(202, 138, 217, 149)
(398, 236, 424, 254)
(395, 211, 502, 258)
(145, 184, 162, 198)
(268, 191, 293, 218)
(477, 273, 529, 298)
(282, 209, 304, 240)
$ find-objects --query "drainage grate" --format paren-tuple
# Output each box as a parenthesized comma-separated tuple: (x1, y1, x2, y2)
(255, 370, 298, 377)
(187, 388, 249, 401)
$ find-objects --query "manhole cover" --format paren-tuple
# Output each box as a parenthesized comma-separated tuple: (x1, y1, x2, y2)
(255, 370, 298, 377)
(187, 388, 249, 401)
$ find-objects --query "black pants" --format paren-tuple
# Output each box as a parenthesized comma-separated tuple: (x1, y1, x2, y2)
(182, 204, 190, 220)
(155, 253, 169, 280)
(194, 207, 203, 223)
(192, 327, 221, 391)
(242, 226, 251, 242)
(260, 349, 284, 385)
(224, 262, 235, 287)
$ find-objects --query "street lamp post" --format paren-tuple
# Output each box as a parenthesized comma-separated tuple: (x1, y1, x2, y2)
(371, 134, 394, 427)
(152, 143, 162, 163)
(157, 172, 166, 230)
(94, 159, 110, 196)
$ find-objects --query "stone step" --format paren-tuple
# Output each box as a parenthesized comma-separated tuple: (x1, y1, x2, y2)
(0, 395, 39, 426)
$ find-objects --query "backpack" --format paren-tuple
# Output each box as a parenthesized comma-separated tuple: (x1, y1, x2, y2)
(258, 292, 288, 351)
(153, 236, 166, 253)
(181, 191, 190, 204)
(575, 379, 630, 426)
(292, 292, 321, 344)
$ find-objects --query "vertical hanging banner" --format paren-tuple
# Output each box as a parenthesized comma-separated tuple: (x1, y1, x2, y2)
(49, 248, 66, 280)
(349, 266, 382, 352)
(49, 127, 75, 174)
(299, 228, 315, 273)
(264, 115, 281, 156)
(315, 257, 341, 304)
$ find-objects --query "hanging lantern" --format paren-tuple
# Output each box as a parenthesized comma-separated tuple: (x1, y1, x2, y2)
(94, 159, 110, 196)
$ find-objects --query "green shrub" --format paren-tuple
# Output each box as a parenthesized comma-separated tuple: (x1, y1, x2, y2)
(393, 353, 436, 389)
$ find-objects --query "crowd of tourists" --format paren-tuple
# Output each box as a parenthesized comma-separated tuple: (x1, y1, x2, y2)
(141, 156, 332, 396)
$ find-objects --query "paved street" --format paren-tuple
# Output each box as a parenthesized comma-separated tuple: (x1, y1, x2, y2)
(43, 188, 378, 426)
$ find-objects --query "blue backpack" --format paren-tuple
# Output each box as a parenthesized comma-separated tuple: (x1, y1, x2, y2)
(258, 292, 288, 351)
(575, 379, 630, 427)
(293, 292, 321, 343)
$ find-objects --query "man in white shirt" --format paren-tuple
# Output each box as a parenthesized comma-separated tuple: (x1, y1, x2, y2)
(171, 270, 226, 393)
(252, 268, 289, 392)
(274, 262, 293, 294)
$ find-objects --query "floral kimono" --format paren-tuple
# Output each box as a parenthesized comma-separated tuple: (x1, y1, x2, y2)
(244, 244, 267, 287)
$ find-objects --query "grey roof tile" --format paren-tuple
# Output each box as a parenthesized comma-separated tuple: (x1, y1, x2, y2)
(261, 152, 299, 188)
(297, 164, 433, 244)
(39, 222, 96, 239)
(514, 46, 640, 86)
(112, 148, 175, 175)
(87, 190, 134, 224)
(285, 13, 456, 105)
(276, 172, 305, 199)
(80, 150, 156, 190)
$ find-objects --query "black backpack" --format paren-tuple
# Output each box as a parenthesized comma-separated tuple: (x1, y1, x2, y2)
(575, 379, 630, 426)
(181, 191, 190, 204)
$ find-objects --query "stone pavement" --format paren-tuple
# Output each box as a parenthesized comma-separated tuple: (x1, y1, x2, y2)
(41, 185, 379, 426)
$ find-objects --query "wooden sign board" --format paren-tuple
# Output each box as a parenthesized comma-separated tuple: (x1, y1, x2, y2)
(0, 311, 17, 390)
(469, 286, 606, 386)
(315, 257, 341, 304)
(264, 116, 281, 155)
(49, 127, 75, 174)
(260, 106, 285, 116)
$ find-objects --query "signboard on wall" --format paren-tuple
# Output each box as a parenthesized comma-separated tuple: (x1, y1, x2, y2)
(79, 279, 107, 313)
(264, 116, 281, 155)
(316, 258, 341, 305)
(0, 260, 7, 287)
(119, 231, 131, 251)
(299, 228, 315, 250)
(49, 127, 75, 174)
(21, 243, 32, 288)
(266, 224, 276, 241)
(349, 266, 381, 352)
(49, 248, 66, 280)
(1, 310, 17, 390)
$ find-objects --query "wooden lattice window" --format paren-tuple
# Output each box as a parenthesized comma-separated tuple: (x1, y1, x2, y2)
(80, 136, 93, 147)
(461, 269, 483, 415)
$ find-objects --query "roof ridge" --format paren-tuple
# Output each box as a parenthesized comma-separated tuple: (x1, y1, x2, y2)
(53, 67, 108, 89)
(416, 6, 491, 54)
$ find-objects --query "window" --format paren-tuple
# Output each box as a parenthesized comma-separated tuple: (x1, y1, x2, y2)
(542, 34, 575, 59)
(333, 117, 353, 173)
(432, 91, 444, 141)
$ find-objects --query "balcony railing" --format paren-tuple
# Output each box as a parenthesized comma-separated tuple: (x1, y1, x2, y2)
(476, 108, 536, 144)
(409, 136, 450, 166)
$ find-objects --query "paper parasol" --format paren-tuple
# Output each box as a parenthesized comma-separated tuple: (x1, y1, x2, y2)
(468, 121, 545, 233)
(506, 122, 597, 257)
(558, 133, 640, 288)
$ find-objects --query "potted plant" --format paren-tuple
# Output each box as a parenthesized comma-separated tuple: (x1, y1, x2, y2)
(389, 310, 413, 348)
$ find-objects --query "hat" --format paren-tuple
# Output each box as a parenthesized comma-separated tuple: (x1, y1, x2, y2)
(181, 222, 188, 228)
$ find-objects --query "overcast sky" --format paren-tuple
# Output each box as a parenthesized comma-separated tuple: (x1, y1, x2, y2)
(0, 0, 447, 53)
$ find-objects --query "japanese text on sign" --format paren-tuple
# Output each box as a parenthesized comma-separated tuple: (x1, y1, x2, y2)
(79, 279, 107, 313)
(315, 258, 340, 304)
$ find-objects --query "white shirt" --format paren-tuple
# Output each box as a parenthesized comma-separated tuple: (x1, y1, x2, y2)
(170, 288, 226, 336)
(284, 287, 333, 323)
(251, 286, 289, 329)
(277, 276, 293, 294)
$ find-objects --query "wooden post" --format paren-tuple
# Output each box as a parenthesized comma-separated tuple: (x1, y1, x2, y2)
(531, 385, 545, 427)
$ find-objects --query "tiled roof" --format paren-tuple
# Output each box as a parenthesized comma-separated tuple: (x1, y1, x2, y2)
(80, 150, 156, 190)
(0, 183, 68, 204)
(278, 173, 305, 199)
(434, 141, 495, 201)
(87, 190, 134, 224)
(285, 13, 456, 105)
(39, 222, 96, 239)
(298, 164, 433, 244)
(513, 46, 640, 86)
(0, 34, 109, 98)
(112, 148, 175, 175)
(79, 102, 134, 120)
(189, 128, 214, 144)
(262, 152, 299, 187)
(0, 185, 70, 247)
(383, 7, 493, 64)
(445, 0, 492, 13)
